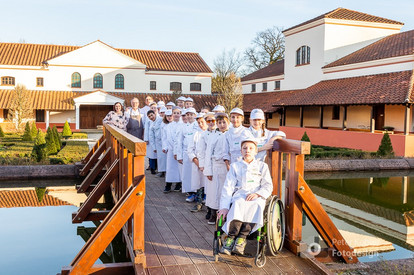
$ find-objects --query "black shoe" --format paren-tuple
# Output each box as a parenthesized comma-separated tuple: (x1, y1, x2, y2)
(205, 207, 211, 220)
(173, 183, 181, 192)
(160, 172, 165, 178)
(190, 204, 202, 212)
(151, 169, 156, 175)
(146, 166, 151, 171)
(163, 183, 172, 193)
(208, 210, 217, 225)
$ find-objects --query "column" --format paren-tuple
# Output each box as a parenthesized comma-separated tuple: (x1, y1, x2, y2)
(299, 106, 304, 128)
(370, 106, 375, 133)
(402, 176, 408, 204)
(404, 105, 411, 135)
(319, 106, 324, 129)
(75, 103, 80, 130)
(46, 110, 50, 129)
(342, 106, 347, 130)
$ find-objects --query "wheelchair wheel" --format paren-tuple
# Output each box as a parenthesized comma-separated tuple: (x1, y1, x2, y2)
(254, 247, 266, 268)
(266, 196, 285, 256)
(213, 216, 224, 261)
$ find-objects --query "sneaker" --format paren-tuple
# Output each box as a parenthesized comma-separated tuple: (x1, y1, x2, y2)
(190, 204, 202, 212)
(160, 172, 165, 178)
(208, 211, 217, 225)
(186, 194, 196, 202)
(173, 183, 181, 192)
(150, 169, 156, 175)
(156, 172, 163, 177)
(163, 183, 172, 193)
(220, 237, 234, 255)
(205, 208, 211, 220)
(202, 194, 206, 204)
(232, 237, 247, 255)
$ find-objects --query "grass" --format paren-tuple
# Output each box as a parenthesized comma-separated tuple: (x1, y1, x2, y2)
(0, 133, 89, 165)
(307, 145, 381, 160)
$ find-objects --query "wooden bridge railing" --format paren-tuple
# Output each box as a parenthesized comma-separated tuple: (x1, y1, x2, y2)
(62, 124, 146, 275)
(268, 139, 359, 264)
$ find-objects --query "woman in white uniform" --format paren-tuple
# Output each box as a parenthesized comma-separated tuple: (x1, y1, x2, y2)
(218, 138, 273, 256)
(150, 106, 167, 177)
(163, 108, 182, 192)
(248, 108, 286, 162)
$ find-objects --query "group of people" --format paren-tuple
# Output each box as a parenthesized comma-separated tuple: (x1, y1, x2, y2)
(103, 95, 286, 256)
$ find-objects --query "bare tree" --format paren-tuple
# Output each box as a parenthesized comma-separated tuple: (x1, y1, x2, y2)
(8, 84, 33, 130)
(212, 49, 244, 112)
(245, 26, 285, 71)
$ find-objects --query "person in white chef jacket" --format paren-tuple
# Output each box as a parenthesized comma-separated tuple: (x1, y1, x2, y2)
(218, 137, 273, 256)
(163, 107, 182, 192)
(248, 108, 286, 162)
(176, 107, 199, 202)
(150, 106, 167, 177)
(145, 106, 158, 174)
(223, 108, 253, 167)
(187, 112, 208, 212)
(203, 113, 230, 225)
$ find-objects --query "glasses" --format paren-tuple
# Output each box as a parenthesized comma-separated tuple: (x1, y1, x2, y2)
(206, 120, 215, 123)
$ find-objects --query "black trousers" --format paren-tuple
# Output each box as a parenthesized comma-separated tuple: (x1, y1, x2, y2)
(228, 220, 255, 239)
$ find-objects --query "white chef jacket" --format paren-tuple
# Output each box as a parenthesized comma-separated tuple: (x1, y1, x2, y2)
(248, 127, 286, 161)
(224, 125, 254, 163)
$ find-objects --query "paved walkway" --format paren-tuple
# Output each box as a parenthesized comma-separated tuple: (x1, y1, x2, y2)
(143, 171, 323, 275)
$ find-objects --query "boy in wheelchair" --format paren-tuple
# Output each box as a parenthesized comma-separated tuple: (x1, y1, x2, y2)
(217, 137, 273, 255)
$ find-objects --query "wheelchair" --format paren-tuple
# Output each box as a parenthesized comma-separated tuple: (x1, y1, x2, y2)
(212, 195, 285, 268)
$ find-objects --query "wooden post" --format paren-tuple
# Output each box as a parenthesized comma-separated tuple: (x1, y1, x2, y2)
(133, 155, 146, 266)
(370, 106, 375, 133)
(299, 106, 304, 128)
(319, 106, 324, 129)
(404, 105, 410, 135)
(342, 106, 347, 130)
(270, 151, 283, 198)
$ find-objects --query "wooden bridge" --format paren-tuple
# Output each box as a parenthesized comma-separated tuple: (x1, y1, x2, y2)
(61, 124, 359, 274)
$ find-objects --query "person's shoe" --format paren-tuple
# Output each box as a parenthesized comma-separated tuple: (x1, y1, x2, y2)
(186, 194, 196, 202)
(190, 204, 202, 212)
(220, 237, 234, 255)
(205, 208, 211, 220)
(163, 183, 172, 193)
(146, 166, 151, 171)
(156, 172, 163, 177)
(207, 211, 217, 225)
(160, 172, 165, 178)
(150, 169, 156, 175)
(232, 237, 247, 255)
(173, 183, 181, 192)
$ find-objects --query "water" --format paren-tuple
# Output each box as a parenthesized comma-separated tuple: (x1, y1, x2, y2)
(303, 170, 414, 262)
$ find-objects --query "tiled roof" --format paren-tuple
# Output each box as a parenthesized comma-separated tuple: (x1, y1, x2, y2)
(0, 90, 217, 111)
(0, 190, 71, 208)
(284, 8, 403, 33)
(241, 60, 284, 82)
(243, 70, 413, 109)
(324, 30, 414, 68)
(0, 42, 212, 73)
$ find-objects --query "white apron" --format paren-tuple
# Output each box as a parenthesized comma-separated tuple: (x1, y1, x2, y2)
(154, 119, 167, 172)
(144, 117, 157, 159)
(205, 160, 227, 210)
(188, 131, 204, 191)
(225, 126, 253, 164)
(220, 159, 273, 234)
(164, 122, 181, 182)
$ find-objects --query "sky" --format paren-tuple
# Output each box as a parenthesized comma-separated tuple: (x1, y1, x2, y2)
(1, 0, 413, 69)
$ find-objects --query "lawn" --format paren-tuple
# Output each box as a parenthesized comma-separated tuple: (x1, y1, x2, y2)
(308, 145, 379, 159)
(0, 132, 89, 165)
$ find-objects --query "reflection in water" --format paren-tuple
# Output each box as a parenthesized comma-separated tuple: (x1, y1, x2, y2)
(304, 171, 414, 262)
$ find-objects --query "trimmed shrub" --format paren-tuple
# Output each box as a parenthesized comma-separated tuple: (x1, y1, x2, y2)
(22, 122, 32, 141)
(31, 130, 47, 162)
(30, 121, 37, 138)
(62, 121, 72, 138)
(377, 133, 394, 157)
(52, 126, 61, 151)
(0, 125, 4, 138)
(45, 127, 58, 155)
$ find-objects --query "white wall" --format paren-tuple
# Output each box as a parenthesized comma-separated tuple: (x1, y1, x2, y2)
(242, 77, 283, 94)
(49, 111, 76, 123)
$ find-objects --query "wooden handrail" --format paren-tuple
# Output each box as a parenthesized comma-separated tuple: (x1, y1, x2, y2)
(270, 138, 358, 264)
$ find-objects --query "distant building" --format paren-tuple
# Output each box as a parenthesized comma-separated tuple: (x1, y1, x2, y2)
(242, 8, 414, 156)
(0, 40, 214, 129)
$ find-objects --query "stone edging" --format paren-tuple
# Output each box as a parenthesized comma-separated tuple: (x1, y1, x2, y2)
(0, 165, 79, 180)
(304, 158, 414, 172)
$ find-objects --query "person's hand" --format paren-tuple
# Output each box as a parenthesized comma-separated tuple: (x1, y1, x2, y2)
(217, 208, 229, 220)
(178, 159, 183, 164)
(200, 167, 204, 172)
(224, 160, 230, 171)
(154, 150, 157, 153)
(174, 155, 177, 160)
(261, 136, 281, 151)
(207, 175, 213, 181)
(246, 193, 259, 201)
(162, 149, 167, 154)
(193, 157, 199, 167)
(146, 141, 149, 145)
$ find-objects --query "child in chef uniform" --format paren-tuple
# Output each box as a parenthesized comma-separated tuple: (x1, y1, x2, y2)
(218, 137, 273, 255)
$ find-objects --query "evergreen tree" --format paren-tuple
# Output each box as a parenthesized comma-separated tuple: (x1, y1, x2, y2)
(301, 131, 313, 156)
(30, 121, 37, 138)
(62, 121, 72, 138)
(31, 130, 47, 162)
(35, 187, 47, 203)
(22, 122, 33, 141)
(45, 127, 57, 155)
(377, 133, 394, 157)
(52, 126, 61, 151)
(0, 125, 4, 138)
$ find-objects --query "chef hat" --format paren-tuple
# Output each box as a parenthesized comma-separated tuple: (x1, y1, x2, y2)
(230, 107, 244, 116)
(165, 109, 173, 116)
(157, 101, 165, 108)
(215, 112, 229, 119)
(159, 106, 167, 113)
(185, 97, 194, 102)
(149, 102, 157, 107)
(172, 106, 181, 111)
(196, 112, 205, 119)
(186, 107, 197, 114)
(250, 109, 265, 120)
(204, 112, 216, 120)
(166, 101, 176, 106)
(181, 108, 188, 115)
(241, 137, 258, 147)
(176, 96, 187, 102)
(212, 105, 225, 112)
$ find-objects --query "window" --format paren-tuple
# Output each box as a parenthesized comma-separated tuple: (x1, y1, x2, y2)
(262, 83, 267, 91)
(252, 84, 256, 92)
(190, 82, 201, 92)
(115, 74, 124, 89)
(36, 110, 45, 122)
(170, 82, 182, 91)
(71, 72, 81, 88)
(1, 76, 15, 86)
(93, 73, 103, 89)
(36, 77, 44, 87)
(275, 81, 281, 90)
(296, 46, 310, 66)
(3, 109, 9, 121)
(332, 106, 340, 120)
(150, 81, 156, 90)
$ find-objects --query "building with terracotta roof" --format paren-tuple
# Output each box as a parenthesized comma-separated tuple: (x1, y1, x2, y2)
(0, 40, 214, 129)
(241, 8, 414, 157)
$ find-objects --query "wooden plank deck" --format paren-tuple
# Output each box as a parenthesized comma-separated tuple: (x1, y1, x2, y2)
(143, 171, 324, 275)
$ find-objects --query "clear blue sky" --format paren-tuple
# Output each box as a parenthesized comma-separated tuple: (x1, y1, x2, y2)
(1, 0, 413, 69)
